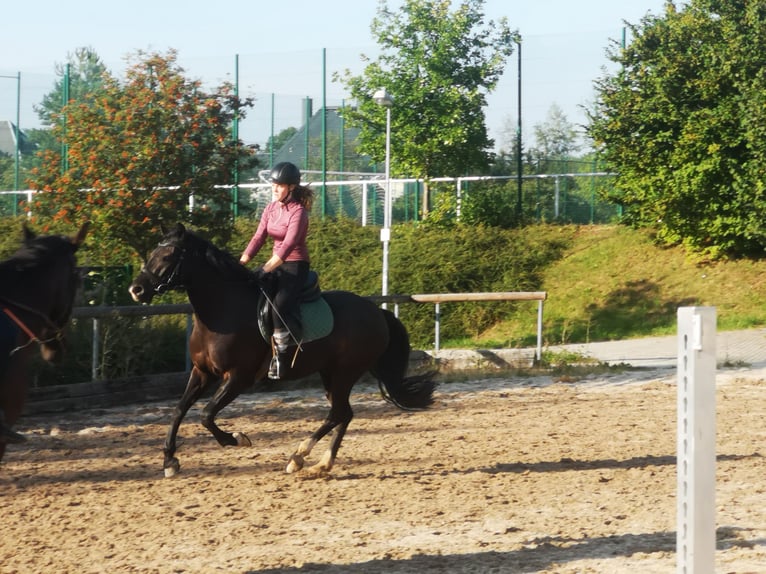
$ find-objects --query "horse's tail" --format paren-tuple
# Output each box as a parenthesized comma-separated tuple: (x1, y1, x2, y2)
(370, 309, 436, 410)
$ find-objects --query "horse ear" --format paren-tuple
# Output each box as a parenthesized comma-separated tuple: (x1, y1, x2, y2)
(175, 222, 186, 235)
(22, 222, 35, 242)
(73, 221, 90, 248)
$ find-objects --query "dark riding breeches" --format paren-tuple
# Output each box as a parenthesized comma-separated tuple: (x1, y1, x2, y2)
(272, 261, 308, 337)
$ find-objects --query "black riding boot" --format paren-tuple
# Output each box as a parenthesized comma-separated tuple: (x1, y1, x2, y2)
(0, 408, 26, 444)
(268, 329, 291, 380)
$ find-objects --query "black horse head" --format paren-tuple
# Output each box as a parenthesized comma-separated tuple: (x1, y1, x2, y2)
(129, 223, 251, 304)
(129, 223, 190, 303)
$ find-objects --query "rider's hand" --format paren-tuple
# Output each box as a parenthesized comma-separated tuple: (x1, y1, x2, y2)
(253, 266, 273, 287)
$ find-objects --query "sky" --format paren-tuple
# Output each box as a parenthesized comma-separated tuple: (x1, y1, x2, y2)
(0, 0, 671, 151)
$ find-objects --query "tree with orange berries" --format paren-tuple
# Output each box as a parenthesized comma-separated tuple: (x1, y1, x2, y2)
(31, 50, 256, 261)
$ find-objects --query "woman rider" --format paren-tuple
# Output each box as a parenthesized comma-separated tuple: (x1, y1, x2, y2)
(239, 162, 314, 379)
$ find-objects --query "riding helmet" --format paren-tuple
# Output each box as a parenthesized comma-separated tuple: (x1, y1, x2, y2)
(269, 162, 301, 185)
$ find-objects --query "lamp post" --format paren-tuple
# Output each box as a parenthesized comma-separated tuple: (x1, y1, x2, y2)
(373, 88, 394, 307)
(515, 38, 522, 220)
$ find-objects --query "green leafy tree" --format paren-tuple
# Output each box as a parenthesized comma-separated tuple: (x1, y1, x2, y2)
(35, 47, 109, 127)
(527, 104, 585, 222)
(587, 0, 766, 257)
(0, 153, 15, 191)
(530, 104, 580, 167)
(0, 48, 111, 191)
(495, 115, 523, 170)
(0, 132, 37, 196)
(336, 0, 516, 216)
(265, 127, 298, 157)
(30, 50, 256, 261)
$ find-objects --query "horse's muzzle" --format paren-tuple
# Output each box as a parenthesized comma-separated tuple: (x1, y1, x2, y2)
(128, 281, 153, 304)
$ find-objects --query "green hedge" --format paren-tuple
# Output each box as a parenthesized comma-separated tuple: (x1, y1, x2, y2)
(3, 216, 573, 385)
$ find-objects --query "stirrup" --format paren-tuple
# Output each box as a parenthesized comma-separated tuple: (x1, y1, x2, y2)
(268, 354, 282, 380)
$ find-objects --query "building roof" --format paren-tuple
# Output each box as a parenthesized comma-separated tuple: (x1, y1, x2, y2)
(0, 120, 35, 157)
(257, 105, 369, 176)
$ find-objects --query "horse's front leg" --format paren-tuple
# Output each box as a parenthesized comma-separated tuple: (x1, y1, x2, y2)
(200, 370, 254, 449)
(163, 366, 210, 478)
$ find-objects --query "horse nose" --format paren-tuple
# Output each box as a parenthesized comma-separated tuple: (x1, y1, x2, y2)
(128, 284, 143, 302)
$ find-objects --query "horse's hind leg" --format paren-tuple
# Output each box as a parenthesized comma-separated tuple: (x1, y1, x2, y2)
(163, 366, 210, 477)
(200, 371, 253, 448)
(286, 380, 354, 475)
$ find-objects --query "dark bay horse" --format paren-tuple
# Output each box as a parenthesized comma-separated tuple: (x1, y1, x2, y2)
(128, 223, 435, 477)
(0, 222, 89, 462)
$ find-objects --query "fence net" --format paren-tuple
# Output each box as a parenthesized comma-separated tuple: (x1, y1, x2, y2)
(1, 39, 627, 225)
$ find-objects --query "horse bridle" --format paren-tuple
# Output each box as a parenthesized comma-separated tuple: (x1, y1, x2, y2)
(142, 240, 188, 294)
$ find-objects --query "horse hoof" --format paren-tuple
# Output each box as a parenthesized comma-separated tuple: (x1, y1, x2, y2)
(233, 432, 251, 447)
(286, 454, 304, 473)
(306, 464, 331, 478)
(164, 458, 180, 478)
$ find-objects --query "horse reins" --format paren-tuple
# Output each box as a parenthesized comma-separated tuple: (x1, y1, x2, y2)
(1, 301, 66, 355)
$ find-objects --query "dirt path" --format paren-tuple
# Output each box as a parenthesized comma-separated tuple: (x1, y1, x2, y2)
(2, 368, 765, 573)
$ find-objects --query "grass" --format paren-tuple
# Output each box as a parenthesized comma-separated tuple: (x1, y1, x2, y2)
(465, 224, 766, 348)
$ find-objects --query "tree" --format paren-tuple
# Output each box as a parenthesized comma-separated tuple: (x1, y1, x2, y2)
(265, 127, 298, 157)
(35, 47, 109, 128)
(0, 48, 112, 191)
(587, 0, 766, 257)
(336, 0, 516, 215)
(530, 104, 580, 166)
(0, 153, 15, 191)
(29, 50, 256, 261)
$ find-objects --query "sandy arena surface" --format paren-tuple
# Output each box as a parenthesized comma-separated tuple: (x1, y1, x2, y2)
(2, 367, 765, 573)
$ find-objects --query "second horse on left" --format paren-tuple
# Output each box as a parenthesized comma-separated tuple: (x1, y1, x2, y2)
(0, 222, 89, 463)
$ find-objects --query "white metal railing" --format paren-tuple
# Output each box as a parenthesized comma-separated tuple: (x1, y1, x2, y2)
(1, 172, 614, 223)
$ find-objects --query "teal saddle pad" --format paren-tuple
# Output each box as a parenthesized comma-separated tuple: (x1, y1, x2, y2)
(298, 296, 333, 342)
(258, 294, 333, 344)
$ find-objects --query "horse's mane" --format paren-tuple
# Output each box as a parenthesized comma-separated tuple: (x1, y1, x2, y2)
(0, 233, 79, 319)
(183, 230, 253, 283)
(0, 234, 73, 275)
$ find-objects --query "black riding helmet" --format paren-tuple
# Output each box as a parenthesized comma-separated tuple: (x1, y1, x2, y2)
(269, 162, 301, 185)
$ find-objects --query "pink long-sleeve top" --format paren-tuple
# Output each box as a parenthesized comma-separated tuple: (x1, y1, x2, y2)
(243, 199, 310, 263)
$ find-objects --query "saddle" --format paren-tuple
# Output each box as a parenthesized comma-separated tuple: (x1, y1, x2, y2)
(256, 270, 333, 344)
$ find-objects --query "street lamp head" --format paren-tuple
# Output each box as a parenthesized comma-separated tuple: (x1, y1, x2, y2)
(373, 88, 394, 107)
